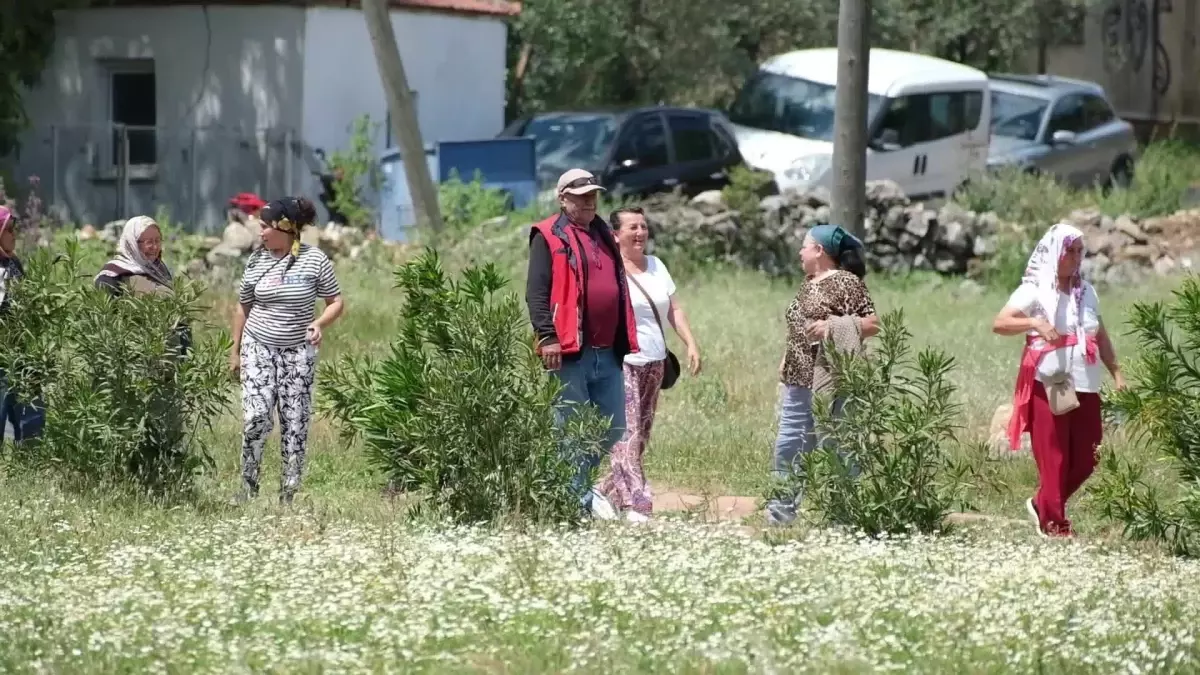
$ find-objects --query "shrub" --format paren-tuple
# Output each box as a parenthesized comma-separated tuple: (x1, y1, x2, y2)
(327, 114, 383, 230)
(969, 223, 1040, 292)
(1097, 139, 1200, 218)
(1095, 275, 1200, 556)
(0, 243, 232, 494)
(954, 165, 1081, 226)
(721, 164, 775, 217)
(318, 248, 607, 527)
(438, 169, 513, 236)
(773, 310, 972, 536)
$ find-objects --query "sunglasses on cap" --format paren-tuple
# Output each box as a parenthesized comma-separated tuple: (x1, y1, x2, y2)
(561, 176, 600, 191)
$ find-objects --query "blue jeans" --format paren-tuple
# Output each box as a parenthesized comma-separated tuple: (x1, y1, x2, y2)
(767, 384, 845, 525)
(0, 371, 46, 443)
(551, 347, 626, 511)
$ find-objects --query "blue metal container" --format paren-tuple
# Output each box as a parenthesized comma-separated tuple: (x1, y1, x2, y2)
(378, 145, 438, 243)
(436, 138, 538, 210)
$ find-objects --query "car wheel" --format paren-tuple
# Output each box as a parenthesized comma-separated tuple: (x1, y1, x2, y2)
(1109, 156, 1134, 190)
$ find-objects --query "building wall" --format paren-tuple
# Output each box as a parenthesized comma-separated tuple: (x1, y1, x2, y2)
(17, 5, 309, 231)
(1040, 0, 1200, 131)
(14, 4, 511, 232)
(298, 6, 508, 158)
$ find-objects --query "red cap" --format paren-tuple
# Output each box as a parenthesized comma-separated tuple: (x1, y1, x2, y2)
(229, 192, 267, 214)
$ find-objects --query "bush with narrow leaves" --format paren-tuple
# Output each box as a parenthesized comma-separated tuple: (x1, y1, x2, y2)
(1095, 276, 1200, 556)
(0, 243, 232, 494)
(318, 249, 607, 526)
(769, 310, 972, 536)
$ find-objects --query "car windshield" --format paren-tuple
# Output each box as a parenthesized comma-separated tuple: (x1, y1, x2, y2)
(519, 113, 619, 182)
(728, 71, 885, 141)
(990, 90, 1049, 141)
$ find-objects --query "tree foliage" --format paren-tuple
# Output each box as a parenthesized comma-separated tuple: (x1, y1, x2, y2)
(768, 310, 973, 536)
(0, 242, 232, 495)
(0, 1, 86, 156)
(506, 0, 1095, 120)
(318, 249, 608, 527)
(1095, 276, 1200, 557)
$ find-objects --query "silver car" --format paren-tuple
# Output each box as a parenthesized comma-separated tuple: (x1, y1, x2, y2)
(986, 74, 1138, 189)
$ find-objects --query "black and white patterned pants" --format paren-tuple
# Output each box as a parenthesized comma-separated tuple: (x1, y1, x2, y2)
(240, 334, 317, 497)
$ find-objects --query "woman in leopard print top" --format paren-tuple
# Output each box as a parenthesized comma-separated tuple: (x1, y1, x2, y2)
(767, 224, 878, 526)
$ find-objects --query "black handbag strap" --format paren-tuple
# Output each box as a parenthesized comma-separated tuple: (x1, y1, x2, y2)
(626, 270, 668, 342)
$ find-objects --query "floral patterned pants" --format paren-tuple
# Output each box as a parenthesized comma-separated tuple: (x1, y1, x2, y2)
(598, 360, 665, 515)
(240, 335, 317, 498)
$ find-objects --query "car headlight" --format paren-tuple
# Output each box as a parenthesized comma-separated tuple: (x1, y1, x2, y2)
(783, 154, 832, 185)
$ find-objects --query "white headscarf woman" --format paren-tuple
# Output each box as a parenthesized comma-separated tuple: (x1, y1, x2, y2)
(991, 222, 1125, 538)
(94, 216, 173, 295)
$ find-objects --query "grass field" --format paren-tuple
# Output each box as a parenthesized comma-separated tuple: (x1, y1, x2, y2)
(6, 137, 1200, 671)
(3, 240, 1197, 672)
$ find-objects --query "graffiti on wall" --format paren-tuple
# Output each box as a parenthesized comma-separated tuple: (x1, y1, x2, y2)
(1102, 0, 1172, 96)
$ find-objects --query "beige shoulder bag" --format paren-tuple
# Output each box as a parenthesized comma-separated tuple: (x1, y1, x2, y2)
(1044, 338, 1079, 416)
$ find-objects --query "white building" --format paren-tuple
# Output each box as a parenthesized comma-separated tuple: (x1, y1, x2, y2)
(14, 0, 518, 231)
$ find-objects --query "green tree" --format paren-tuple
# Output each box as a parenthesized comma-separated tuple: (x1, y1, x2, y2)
(505, 0, 1095, 121)
(0, 1, 85, 156)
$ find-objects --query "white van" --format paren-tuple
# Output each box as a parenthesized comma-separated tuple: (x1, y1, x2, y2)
(727, 47, 990, 201)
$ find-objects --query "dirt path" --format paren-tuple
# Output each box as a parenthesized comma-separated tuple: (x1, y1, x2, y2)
(650, 482, 760, 522)
(649, 482, 1027, 529)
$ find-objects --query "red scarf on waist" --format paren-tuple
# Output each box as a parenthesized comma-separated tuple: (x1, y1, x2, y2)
(1006, 333, 1098, 450)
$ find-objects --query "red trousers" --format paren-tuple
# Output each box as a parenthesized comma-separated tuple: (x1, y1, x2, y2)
(1028, 382, 1102, 535)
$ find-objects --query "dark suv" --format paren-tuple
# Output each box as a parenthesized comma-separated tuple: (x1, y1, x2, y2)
(498, 106, 745, 199)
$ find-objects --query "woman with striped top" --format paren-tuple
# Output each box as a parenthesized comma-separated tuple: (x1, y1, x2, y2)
(230, 197, 344, 504)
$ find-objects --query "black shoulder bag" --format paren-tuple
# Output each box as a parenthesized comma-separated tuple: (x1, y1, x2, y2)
(626, 273, 681, 390)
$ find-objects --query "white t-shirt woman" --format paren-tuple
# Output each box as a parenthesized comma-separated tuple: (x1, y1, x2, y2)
(1004, 282, 1102, 392)
(625, 255, 676, 366)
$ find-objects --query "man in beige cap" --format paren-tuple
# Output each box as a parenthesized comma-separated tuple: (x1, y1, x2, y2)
(526, 168, 641, 520)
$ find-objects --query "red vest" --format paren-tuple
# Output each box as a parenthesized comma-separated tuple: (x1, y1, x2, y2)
(530, 213, 639, 357)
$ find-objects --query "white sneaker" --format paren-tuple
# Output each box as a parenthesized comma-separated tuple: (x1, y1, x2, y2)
(625, 510, 650, 524)
(1026, 498, 1048, 539)
(590, 490, 618, 520)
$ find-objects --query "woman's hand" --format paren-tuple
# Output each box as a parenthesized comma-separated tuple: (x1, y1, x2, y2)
(687, 346, 702, 376)
(1112, 370, 1128, 391)
(306, 323, 323, 347)
(1033, 318, 1060, 343)
(229, 350, 241, 376)
(804, 319, 829, 342)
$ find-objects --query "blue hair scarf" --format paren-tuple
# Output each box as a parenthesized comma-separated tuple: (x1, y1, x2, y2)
(808, 224, 863, 256)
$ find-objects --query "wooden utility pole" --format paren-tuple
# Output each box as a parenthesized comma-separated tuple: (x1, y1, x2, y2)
(362, 0, 443, 234)
(830, 0, 871, 239)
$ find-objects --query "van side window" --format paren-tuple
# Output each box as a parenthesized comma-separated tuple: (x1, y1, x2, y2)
(874, 96, 917, 147)
(963, 91, 983, 129)
(872, 90, 983, 150)
(928, 91, 983, 140)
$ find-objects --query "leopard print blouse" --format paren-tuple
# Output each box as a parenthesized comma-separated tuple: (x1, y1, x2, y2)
(780, 270, 876, 388)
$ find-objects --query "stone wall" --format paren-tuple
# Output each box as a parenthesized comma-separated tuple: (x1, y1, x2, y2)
(639, 182, 1200, 281)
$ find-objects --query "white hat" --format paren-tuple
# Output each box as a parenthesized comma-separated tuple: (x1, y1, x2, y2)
(556, 168, 606, 195)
